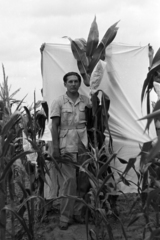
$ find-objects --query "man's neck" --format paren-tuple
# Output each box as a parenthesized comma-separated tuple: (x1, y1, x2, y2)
(66, 91, 79, 103)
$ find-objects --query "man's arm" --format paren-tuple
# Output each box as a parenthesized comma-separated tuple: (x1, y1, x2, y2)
(51, 117, 60, 158)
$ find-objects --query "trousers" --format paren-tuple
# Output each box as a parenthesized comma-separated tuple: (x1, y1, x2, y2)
(59, 149, 90, 223)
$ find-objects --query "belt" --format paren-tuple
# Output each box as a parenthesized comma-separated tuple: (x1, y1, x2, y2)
(60, 123, 86, 130)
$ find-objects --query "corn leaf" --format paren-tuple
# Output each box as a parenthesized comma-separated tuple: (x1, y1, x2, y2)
(112, 214, 128, 240)
(141, 48, 160, 107)
(120, 223, 128, 240)
(151, 48, 160, 68)
(107, 182, 115, 189)
(85, 207, 89, 240)
(3, 206, 32, 240)
(89, 21, 119, 74)
(32, 141, 62, 177)
(26, 139, 52, 180)
(71, 40, 88, 67)
(101, 21, 119, 47)
(9, 88, 21, 98)
(91, 91, 99, 116)
(101, 90, 110, 129)
(129, 196, 141, 214)
(0, 221, 14, 238)
(0, 151, 33, 182)
(139, 141, 152, 169)
(43, 195, 91, 210)
(96, 173, 113, 197)
(117, 157, 128, 164)
(80, 166, 98, 188)
(19, 195, 45, 210)
(15, 228, 25, 240)
(1, 111, 21, 136)
(145, 189, 160, 211)
(89, 229, 96, 240)
(147, 136, 160, 162)
(16, 181, 31, 220)
(16, 94, 28, 111)
(118, 172, 131, 186)
(86, 16, 99, 57)
(144, 99, 160, 132)
(148, 228, 160, 240)
(97, 208, 107, 223)
(60, 195, 92, 210)
(141, 74, 152, 106)
(147, 88, 151, 114)
(1, 130, 14, 157)
(122, 158, 137, 177)
(75, 38, 87, 52)
(81, 157, 93, 168)
(148, 166, 157, 179)
(24, 106, 34, 138)
(97, 208, 114, 240)
(139, 109, 160, 121)
(77, 61, 90, 85)
(98, 153, 116, 178)
(127, 213, 144, 227)
(66, 37, 90, 86)
(132, 165, 141, 181)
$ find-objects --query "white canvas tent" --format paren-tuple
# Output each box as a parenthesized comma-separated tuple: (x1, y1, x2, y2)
(41, 39, 156, 193)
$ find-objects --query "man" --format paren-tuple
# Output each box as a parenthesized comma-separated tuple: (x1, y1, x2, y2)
(50, 72, 90, 230)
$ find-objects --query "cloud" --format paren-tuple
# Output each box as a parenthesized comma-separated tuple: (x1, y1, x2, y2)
(30, 0, 112, 18)
(0, 0, 160, 105)
(29, 0, 153, 19)
(0, 60, 42, 103)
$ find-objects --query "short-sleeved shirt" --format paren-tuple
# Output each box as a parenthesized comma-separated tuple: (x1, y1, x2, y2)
(50, 93, 90, 153)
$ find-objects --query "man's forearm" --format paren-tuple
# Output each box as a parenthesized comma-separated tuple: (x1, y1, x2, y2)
(51, 122, 60, 156)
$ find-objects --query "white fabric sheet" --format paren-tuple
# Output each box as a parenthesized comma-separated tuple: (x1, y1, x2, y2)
(42, 39, 156, 193)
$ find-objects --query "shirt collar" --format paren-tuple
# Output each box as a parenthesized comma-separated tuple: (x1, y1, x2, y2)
(64, 93, 84, 104)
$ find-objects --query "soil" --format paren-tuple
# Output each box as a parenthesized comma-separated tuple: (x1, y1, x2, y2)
(5, 193, 156, 240)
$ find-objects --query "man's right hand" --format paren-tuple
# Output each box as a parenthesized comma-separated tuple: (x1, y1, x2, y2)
(52, 150, 60, 161)
(52, 151, 62, 168)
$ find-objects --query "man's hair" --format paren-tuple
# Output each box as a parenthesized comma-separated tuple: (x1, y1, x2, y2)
(63, 72, 81, 84)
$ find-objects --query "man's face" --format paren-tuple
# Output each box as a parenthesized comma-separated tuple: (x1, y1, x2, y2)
(64, 75, 80, 93)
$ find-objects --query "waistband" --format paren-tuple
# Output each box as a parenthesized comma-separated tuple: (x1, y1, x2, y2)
(60, 123, 86, 130)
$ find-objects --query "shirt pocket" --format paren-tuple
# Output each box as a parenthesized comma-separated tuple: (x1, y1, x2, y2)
(79, 103, 86, 121)
(59, 130, 68, 149)
(61, 107, 73, 124)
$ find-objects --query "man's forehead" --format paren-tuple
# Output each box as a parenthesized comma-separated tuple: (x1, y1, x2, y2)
(67, 75, 79, 81)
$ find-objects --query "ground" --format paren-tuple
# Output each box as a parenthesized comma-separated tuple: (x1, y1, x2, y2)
(6, 193, 155, 240)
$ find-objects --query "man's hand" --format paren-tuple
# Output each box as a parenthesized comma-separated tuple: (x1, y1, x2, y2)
(40, 43, 45, 53)
(51, 117, 60, 161)
(52, 148, 60, 161)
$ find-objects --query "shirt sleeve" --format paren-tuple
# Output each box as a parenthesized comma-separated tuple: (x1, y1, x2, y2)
(84, 95, 92, 107)
(50, 98, 61, 118)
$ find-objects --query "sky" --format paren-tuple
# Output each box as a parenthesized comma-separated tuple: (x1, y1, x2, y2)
(0, 0, 160, 105)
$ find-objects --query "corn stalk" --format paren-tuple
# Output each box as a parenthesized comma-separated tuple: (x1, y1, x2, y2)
(0, 65, 22, 240)
(0, 141, 6, 240)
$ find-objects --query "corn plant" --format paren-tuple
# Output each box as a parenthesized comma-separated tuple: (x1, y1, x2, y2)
(0, 108, 46, 240)
(78, 89, 129, 239)
(0, 65, 26, 240)
(65, 17, 119, 87)
(119, 107, 160, 239)
(0, 67, 54, 240)
(141, 47, 160, 114)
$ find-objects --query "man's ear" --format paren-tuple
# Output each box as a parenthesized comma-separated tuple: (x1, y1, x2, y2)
(64, 82, 66, 88)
